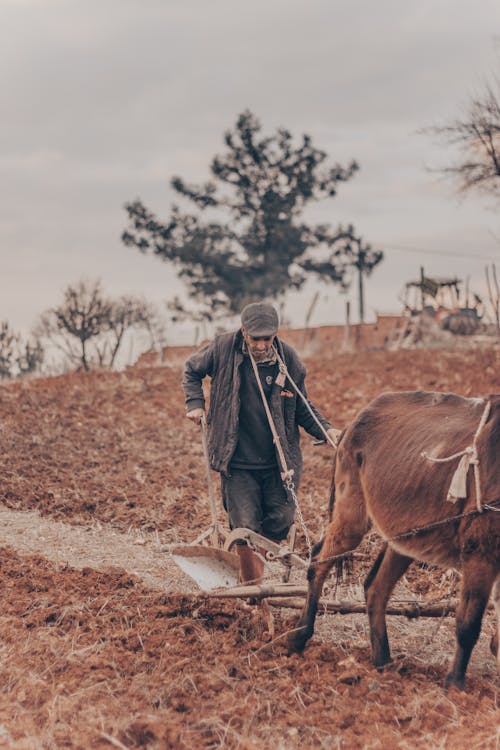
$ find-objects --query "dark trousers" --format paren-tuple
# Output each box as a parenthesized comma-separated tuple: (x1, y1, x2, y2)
(220, 467, 295, 541)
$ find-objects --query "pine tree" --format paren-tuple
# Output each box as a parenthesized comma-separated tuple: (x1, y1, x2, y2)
(123, 111, 370, 319)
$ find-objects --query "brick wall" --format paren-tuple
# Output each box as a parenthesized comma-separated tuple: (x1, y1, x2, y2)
(133, 314, 403, 367)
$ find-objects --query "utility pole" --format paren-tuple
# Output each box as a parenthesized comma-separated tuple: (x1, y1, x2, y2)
(344, 234, 383, 326)
(343, 300, 351, 352)
(358, 248, 366, 323)
(301, 291, 319, 350)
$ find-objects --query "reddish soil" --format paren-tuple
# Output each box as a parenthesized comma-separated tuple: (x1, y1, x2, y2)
(0, 346, 499, 748)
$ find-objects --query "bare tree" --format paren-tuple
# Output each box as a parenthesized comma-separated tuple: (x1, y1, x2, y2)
(100, 296, 160, 368)
(140, 304, 170, 359)
(16, 338, 44, 376)
(0, 322, 43, 378)
(0, 321, 18, 379)
(427, 79, 500, 199)
(38, 280, 111, 371)
(38, 279, 162, 371)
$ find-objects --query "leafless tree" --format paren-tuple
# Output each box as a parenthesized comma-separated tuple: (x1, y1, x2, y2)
(38, 279, 162, 371)
(139, 303, 169, 360)
(16, 338, 44, 376)
(97, 296, 161, 368)
(0, 321, 18, 379)
(427, 79, 500, 199)
(0, 322, 43, 378)
(38, 280, 111, 371)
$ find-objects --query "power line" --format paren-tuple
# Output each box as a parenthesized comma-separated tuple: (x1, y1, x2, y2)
(372, 242, 499, 263)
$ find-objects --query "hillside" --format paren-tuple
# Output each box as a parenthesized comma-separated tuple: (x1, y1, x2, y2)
(0, 346, 498, 748)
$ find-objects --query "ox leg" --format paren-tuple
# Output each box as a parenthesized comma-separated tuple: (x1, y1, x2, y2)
(445, 561, 496, 690)
(364, 545, 412, 668)
(287, 523, 366, 654)
(488, 574, 500, 670)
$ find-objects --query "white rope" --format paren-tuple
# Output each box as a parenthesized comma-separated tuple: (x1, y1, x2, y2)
(272, 346, 338, 449)
(247, 348, 313, 559)
(247, 350, 292, 483)
(422, 399, 491, 512)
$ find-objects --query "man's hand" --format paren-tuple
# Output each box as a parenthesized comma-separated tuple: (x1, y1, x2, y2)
(186, 408, 205, 425)
(327, 427, 342, 447)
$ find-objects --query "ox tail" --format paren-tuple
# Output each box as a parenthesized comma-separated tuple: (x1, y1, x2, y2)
(306, 537, 353, 582)
(326, 436, 354, 581)
(308, 443, 340, 573)
(334, 551, 354, 582)
(328, 472, 336, 522)
(328, 436, 341, 521)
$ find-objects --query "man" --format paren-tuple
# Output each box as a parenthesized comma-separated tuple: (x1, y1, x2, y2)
(182, 301, 340, 584)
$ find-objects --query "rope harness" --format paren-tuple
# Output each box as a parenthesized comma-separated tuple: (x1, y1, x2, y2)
(247, 344, 338, 559)
(272, 346, 339, 450)
(248, 346, 497, 572)
(310, 398, 498, 568)
(247, 348, 311, 557)
(422, 399, 491, 512)
(309, 498, 500, 569)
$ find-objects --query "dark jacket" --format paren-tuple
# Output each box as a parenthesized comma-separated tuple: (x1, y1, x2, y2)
(182, 330, 331, 484)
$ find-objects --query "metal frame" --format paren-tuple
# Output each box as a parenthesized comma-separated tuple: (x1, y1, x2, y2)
(223, 524, 306, 582)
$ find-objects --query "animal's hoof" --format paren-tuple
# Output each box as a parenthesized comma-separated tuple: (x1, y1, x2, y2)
(444, 672, 465, 691)
(287, 629, 309, 654)
(374, 659, 392, 672)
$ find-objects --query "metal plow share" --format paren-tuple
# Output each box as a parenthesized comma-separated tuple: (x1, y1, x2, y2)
(167, 420, 457, 619)
(167, 418, 306, 594)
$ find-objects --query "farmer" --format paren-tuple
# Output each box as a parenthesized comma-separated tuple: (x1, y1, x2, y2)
(182, 301, 341, 584)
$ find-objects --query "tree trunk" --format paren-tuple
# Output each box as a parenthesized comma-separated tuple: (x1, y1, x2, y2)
(358, 262, 365, 323)
(81, 338, 89, 371)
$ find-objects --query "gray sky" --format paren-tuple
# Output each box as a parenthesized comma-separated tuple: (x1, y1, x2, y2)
(2, 0, 500, 345)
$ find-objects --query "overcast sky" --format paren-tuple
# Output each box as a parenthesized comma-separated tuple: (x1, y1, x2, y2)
(2, 0, 500, 345)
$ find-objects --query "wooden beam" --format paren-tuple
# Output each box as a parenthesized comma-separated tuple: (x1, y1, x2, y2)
(210, 584, 459, 618)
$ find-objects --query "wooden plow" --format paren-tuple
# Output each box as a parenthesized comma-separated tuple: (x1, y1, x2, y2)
(168, 418, 304, 591)
(169, 518, 307, 593)
(169, 536, 460, 619)
(168, 419, 460, 620)
(210, 583, 459, 619)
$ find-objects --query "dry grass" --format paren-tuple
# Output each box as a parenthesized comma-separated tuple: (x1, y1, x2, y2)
(0, 546, 497, 749)
(0, 348, 498, 748)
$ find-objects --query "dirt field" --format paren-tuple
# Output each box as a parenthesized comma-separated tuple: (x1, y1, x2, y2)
(0, 346, 499, 749)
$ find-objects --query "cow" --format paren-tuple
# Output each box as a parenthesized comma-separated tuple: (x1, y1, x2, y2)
(288, 391, 500, 689)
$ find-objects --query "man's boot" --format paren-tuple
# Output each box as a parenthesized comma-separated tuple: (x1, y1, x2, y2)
(236, 543, 264, 586)
(236, 543, 274, 637)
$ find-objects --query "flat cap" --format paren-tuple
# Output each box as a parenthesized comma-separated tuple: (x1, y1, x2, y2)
(240, 302, 279, 337)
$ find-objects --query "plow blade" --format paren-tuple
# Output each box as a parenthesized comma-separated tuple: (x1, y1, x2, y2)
(170, 545, 240, 591)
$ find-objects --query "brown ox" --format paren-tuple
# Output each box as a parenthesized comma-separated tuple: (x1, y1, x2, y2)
(288, 391, 500, 689)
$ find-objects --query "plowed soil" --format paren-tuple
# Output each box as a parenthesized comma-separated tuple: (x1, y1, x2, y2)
(0, 346, 499, 749)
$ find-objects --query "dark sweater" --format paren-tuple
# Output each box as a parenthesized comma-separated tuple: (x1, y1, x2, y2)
(230, 357, 279, 469)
